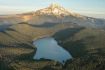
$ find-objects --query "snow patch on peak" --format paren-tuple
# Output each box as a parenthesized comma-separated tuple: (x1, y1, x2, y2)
(35, 3, 75, 17)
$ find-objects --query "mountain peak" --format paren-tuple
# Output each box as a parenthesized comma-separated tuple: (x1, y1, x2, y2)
(35, 3, 82, 18)
(35, 3, 72, 17)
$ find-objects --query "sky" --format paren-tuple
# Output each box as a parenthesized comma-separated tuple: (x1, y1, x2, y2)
(0, 0, 105, 18)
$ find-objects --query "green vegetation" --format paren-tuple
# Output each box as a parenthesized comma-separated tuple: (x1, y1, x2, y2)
(0, 22, 105, 70)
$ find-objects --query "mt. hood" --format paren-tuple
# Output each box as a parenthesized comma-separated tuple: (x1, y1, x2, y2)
(35, 3, 79, 17)
(0, 3, 105, 29)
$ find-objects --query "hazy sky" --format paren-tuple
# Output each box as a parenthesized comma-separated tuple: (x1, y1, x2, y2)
(0, 0, 105, 18)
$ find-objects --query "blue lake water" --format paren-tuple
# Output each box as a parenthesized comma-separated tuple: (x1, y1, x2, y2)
(33, 37, 72, 64)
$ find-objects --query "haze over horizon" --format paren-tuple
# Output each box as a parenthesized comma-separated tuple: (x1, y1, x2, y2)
(0, 0, 105, 18)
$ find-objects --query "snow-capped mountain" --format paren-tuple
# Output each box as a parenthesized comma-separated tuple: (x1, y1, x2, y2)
(27, 3, 87, 24)
(0, 3, 105, 29)
(30, 3, 105, 28)
(35, 3, 81, 17)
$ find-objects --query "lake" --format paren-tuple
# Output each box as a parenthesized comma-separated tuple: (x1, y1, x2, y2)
(33, 37, 72, 64)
